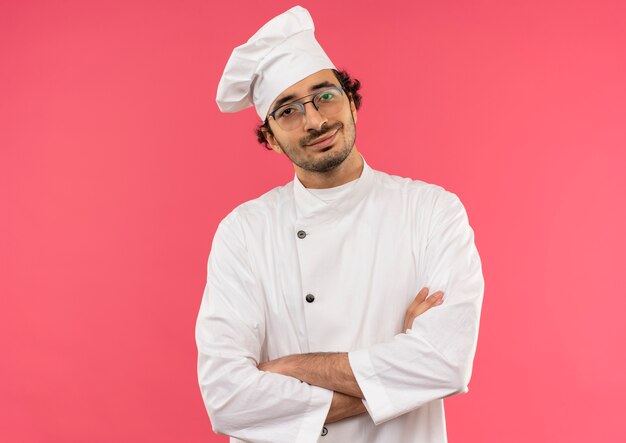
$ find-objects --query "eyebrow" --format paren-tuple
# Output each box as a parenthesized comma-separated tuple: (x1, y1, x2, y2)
(271, 81, 338, 113)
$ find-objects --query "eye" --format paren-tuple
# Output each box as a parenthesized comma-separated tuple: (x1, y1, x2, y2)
(315, 90, 339, 107)
(319, 92, 335, 101)
(276, 105, 300, 119)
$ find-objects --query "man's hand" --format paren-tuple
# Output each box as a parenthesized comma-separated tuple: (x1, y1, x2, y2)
(403, 287, 444, 332)
(325, 391, 367, 424)
(258, 356, 294, 377)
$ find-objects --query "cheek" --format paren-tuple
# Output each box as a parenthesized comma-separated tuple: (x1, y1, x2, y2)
(275, 133, 302, 151)
(343, 110, 357, 132)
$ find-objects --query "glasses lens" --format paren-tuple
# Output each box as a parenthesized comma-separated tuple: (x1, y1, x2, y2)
(313, 88, 343, 116)
(273, 88, 344, 131)
(275, 104, 303, 131)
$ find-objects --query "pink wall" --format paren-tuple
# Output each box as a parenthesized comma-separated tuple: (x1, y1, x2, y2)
(2, 0, 625, 441)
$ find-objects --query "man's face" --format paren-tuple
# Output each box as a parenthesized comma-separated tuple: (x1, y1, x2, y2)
(264, 69, 357, 173)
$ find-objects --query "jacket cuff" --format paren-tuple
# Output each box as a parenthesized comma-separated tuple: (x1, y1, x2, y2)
(294, 385, 334, 442)
(348, 349, 394, 425)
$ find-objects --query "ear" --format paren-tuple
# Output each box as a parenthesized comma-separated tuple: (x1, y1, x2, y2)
(262, 127, 283, 154)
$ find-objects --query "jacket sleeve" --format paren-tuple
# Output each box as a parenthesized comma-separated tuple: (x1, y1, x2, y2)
(195, 212, 333, 442)
(348, 189, 484, 425)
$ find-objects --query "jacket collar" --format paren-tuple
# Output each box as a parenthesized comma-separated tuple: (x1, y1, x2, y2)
(293, 154, 375, 226)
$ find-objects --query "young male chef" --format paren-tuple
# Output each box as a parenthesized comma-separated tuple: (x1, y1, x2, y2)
(195, 5, 484, 443)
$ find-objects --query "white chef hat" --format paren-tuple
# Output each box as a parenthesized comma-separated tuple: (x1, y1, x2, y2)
(216, 5, 336, 120)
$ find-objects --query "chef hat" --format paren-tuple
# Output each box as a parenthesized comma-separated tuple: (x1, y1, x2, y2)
(216, 5, 336, 120)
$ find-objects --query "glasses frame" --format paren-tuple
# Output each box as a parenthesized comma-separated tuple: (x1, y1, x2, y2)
(267, 85, 345, 131)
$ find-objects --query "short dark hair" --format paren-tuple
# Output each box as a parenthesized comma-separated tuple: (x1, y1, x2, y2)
(255, 69, 362, 150)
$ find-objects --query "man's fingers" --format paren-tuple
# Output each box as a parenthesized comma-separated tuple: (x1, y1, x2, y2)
(409, 288, 442, 310)
(426, 291, 444, 306)
(415, 291, 443, 315)
(403, 290, 444, 332)
(409, 287, 429, 308)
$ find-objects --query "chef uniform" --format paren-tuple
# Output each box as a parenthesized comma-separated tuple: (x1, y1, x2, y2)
(196, 6, 484, 443)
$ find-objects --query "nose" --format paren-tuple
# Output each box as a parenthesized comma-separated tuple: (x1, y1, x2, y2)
(302, 101, 327, 131)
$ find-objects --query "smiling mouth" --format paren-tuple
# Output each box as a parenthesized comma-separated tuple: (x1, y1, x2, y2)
(305, 129, 339, 147)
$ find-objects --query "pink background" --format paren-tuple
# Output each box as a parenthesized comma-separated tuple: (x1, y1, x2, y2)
(2, 0, 625, 441)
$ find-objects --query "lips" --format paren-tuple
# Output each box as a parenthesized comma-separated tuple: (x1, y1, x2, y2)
(305, 129, 339, 148)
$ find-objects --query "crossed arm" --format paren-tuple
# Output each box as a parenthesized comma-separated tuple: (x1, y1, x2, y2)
(258, 287, 444, 424)
(199, 191, 483, 440)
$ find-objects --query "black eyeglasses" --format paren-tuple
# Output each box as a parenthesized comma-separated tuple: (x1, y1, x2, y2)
(268, 86, 345, 131)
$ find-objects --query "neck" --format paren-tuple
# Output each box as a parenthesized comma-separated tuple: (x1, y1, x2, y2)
(295, 147, 364, 189)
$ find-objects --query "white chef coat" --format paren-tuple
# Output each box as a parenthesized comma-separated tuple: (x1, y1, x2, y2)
(195, 155, 484, 443)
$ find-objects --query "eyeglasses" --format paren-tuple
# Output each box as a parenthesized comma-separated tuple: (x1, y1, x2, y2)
(268, 86, 346, 131)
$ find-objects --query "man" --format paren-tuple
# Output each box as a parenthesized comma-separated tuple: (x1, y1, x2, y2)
(196, 6, 484, 443)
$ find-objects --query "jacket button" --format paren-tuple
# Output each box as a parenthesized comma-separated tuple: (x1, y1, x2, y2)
(297, 230, 307, 239)
(321, 426, 328, 436)
(305, 294, 315, 303)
